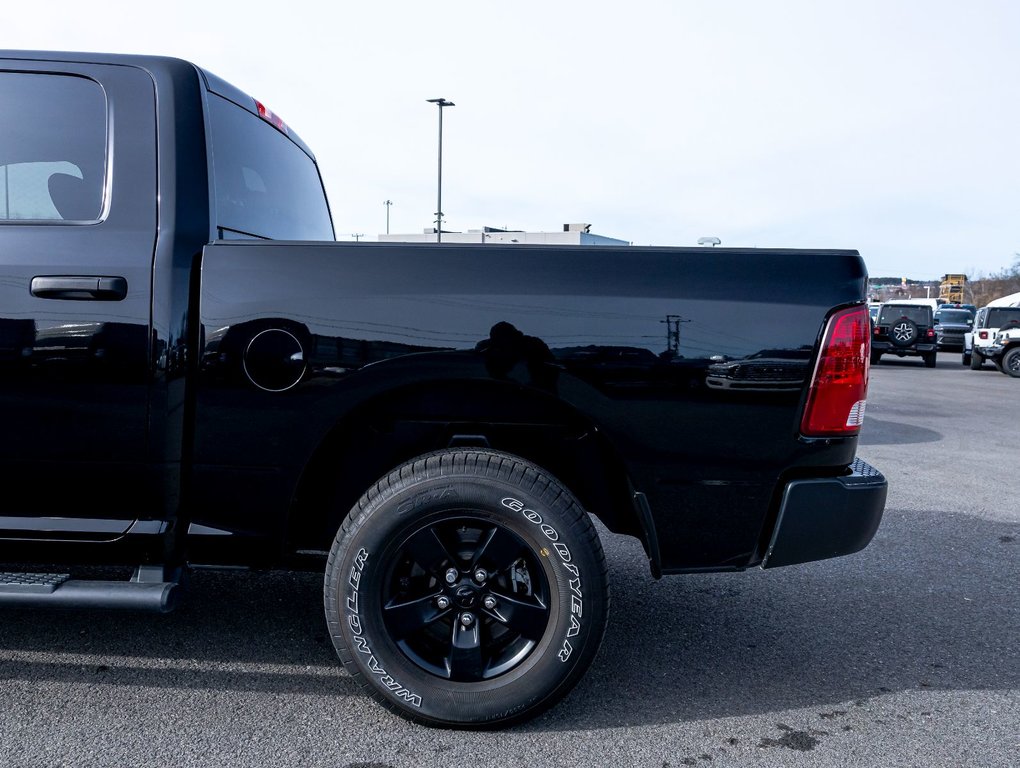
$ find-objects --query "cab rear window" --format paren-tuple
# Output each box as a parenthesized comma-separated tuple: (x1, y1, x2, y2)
(0, 73, 106, 222)
(208, 94, 333, 241)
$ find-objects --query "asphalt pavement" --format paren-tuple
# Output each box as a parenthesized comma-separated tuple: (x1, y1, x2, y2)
(0, 354, 1017, 767)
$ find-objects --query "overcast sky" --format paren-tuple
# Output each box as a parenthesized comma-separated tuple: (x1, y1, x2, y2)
(8, 0, 1019, 279)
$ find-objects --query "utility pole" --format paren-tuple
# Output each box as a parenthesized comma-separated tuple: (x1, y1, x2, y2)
(426, 98, 455, 243)
(660, 314, 690, 356)
(383, 199, 392, 235)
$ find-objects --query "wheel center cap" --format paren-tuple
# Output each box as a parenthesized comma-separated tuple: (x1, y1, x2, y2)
(454, 585, 477, 608)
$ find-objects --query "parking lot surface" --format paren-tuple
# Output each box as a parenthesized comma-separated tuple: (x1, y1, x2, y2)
(0, 356, 1017, 767)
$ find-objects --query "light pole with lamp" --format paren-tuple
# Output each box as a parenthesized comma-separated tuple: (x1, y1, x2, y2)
(383, 199, 392, 235)
(426, 98, 455, 243)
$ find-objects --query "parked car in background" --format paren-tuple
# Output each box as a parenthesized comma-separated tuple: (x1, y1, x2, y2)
(871, 302, 937, 367)
(980, 326, 1020, 377)
(963, 306, 1020, 369)
(933, 306, 974, 351)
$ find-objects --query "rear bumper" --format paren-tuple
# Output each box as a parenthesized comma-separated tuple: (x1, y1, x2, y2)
(762, 458, 887, 568)
(872, 340, 935, 356)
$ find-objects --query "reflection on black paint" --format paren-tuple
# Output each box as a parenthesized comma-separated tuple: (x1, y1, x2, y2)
(705, 347, 812, 392)
(475, 321, 557, 390)
(0, 317, 148, 381)
(552, 345, 711, 395)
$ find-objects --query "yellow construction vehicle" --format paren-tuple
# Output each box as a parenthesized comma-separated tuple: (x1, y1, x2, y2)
(940, 274, 966, 304)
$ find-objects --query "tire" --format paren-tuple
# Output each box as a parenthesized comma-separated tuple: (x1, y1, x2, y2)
(870, 351, 881, 365)
(962, 350, 971, 366)
(923, 352, 936, 368)
(890, 318, 918, 348)
(1002, 347, 1020, 378)
(970, 350, 983, 370)
(324, 449, 609, 728)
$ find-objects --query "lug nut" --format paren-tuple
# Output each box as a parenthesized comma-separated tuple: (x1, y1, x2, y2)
(436, 596, 450, 610)
(445, 568, 458, 584)
(460, 612, 475, 628)
(482, 595, 497, 610)
(473, 568, 487, 584)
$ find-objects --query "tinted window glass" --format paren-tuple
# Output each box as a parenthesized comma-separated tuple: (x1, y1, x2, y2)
(987, 308, 1020, 328)
(879, 306, 931, 325)
(934, 310, 972, 323)
(0, 73, 106, 222)
(209, 95, 333, 240)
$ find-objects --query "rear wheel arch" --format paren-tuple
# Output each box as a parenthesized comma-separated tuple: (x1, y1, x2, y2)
(287, 379, 645, 555)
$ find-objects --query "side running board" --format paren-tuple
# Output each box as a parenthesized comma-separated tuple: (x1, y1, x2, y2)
(0, 565, 184, 613)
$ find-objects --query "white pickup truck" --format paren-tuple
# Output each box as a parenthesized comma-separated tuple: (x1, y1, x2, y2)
(963, 305, 1020, 369)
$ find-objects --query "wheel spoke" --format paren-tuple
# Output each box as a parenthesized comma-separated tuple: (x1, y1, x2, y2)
(472, 525, 524, 575)
(447, 621, 484, 681)
(402, 526, 457, 576)
(383, 593, 446, 639)
(486, 591, 548, 640)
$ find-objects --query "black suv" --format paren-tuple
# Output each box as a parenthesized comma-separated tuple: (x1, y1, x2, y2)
(872, 303, 937, 367)
(933, 306, 975, 351)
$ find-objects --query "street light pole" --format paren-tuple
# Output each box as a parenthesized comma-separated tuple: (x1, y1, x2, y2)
(426, 98, 454, 243)
(383, 199, 392, 235)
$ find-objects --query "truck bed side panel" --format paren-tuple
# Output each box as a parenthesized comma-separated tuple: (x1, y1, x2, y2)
(195, 242, 867, 570)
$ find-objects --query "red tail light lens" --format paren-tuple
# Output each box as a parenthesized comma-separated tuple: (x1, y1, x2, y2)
(801, 306, 871, 437)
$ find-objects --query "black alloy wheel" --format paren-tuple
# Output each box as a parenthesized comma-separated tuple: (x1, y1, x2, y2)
(380, 515, 550, 682)
(324, 449, 609, 728)
(1002, 347, 1020, 378)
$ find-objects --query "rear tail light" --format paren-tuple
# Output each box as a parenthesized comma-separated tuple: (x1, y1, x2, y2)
(926, 328, 935, 339)
(801, 305, 871, 437)
(979, 330, 989, 340)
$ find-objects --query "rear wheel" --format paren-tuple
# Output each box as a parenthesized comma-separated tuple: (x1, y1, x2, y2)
(870, 351, 882, 365)
(970, 350, 983, 370)
(324, 449, 609, 728)
(961, 350, 971, 366)
(923, 352, 936, 368)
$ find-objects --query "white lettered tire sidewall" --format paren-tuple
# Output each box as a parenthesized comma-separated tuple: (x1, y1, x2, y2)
(324, 450, 608, 728)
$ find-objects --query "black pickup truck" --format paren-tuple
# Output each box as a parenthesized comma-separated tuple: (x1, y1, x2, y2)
(0, 50, 887, 728)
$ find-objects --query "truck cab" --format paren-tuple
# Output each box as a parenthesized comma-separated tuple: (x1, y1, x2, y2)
(0, 51, 333, 572)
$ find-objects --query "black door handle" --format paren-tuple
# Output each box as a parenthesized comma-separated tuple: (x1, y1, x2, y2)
(30, 276, 127, 301)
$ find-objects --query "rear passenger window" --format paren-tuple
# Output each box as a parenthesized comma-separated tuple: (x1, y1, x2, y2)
(879, 306, 931, 325)
(0, 73, 107, 222)
(208, 94, 333, 241)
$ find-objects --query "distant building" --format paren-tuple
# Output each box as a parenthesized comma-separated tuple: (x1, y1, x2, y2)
(378, 223, 630, 246)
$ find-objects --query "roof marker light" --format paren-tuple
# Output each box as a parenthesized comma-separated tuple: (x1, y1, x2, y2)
(256, 100, 289, 135)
